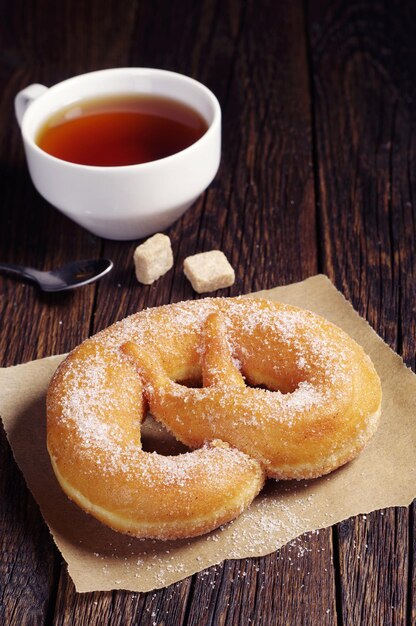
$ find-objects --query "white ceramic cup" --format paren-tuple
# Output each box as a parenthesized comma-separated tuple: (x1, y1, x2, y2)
(15, 68, 221, 240)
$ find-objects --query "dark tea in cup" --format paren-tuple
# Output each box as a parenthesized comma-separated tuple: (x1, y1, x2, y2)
(16, 67, 221, 239)
(36, 94, 208, 167)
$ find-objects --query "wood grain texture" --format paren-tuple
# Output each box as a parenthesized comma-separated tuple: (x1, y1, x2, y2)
(0, 422, 59, 626)
(306, 0, 416, 624)
(336, 510, 409, 626)
(52, 572, 192, 626)
(0, 0, 414, 624)
(185, 534, 337, 626)
(0, 1, 136, 625)
(73, 1, 336, 624)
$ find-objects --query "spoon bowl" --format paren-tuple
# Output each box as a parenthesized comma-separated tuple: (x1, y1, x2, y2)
(0, 258, 113, 292)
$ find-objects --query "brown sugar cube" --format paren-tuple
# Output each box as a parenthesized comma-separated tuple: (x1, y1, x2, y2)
(183, 250, 235, 293)
(133, 233, 173, 284)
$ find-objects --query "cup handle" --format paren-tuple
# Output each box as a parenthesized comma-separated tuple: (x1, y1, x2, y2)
(15, 84, 48, 127)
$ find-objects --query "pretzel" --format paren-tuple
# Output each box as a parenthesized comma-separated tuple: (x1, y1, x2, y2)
(47, 297, 382, 539)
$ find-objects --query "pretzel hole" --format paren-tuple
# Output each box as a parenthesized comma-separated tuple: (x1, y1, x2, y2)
(173, 375, 204, 389)
(242, 371, 303, 394)
(172, 370, 303, 394)
(169, 364, 303, 394)
(140, 414, 189, 456)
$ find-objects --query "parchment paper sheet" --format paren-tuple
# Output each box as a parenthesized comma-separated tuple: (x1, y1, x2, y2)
(1, 275, 415, 592)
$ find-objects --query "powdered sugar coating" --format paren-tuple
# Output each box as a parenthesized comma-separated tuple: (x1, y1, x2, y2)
(46, 296, 381, 539)
(51, 297, 368, 471)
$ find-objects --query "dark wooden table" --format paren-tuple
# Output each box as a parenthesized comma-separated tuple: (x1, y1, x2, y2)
(1, 1, 415, 624)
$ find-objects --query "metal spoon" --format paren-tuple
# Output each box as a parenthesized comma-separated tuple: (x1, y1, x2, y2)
(0, 258, 113, 292)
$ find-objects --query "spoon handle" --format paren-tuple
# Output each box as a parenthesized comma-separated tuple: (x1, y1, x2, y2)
(0, 262, 39, 284)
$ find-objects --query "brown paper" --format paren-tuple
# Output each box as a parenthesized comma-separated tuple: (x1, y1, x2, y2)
(1, 275, 415, 593)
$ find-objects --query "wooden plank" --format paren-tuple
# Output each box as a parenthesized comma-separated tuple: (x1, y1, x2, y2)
(0, 420, 59, 626)
(87, 1, 336, 625)
(185, 533, 337, 626)
(0, 59, 100, 626)
(52, 573, 191, 626)
(306, 1, 416, 623)
(336, 510, 409, 625)
(0, 2, 137, 625)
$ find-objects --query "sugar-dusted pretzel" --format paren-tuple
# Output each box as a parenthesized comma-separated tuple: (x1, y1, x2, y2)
(47, 297, 381, 540)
